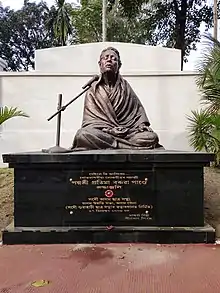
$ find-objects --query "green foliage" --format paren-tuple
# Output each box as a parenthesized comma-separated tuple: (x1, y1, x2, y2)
(0, 0, 215, 70)
(0, 106, 29, 126)
(188, 34, 220, 166)
(109, 0, 145, 18)
(71, 0, 154, 44)
(110, 0, 213, 69)
(0, 0, 73, 70)
(71, 0, 102, 43)
(0, 0, 54, 71)
(106, 2, 152, 43)
(47, 0, 73, 46)
(196, 34, 220, 113)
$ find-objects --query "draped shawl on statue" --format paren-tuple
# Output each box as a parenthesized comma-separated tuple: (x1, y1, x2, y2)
(82, 75, 150, 132)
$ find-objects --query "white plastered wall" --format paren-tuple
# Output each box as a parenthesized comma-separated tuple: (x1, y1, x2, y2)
(0, 42, 201, 166)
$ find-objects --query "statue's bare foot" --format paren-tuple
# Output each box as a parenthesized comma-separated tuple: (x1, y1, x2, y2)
(70, 147, 88, 152)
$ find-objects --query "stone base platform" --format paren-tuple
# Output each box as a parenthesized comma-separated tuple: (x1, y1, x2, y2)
(2, 149, 216, 245)
(2, 224, 215, 245)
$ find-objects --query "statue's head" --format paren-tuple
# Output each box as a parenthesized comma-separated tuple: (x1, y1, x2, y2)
(98, 47, 122, 75)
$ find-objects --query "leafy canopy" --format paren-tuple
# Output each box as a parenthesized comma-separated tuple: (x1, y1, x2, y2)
(0, 0, 54, 71)
(109, 0, 213, 68)
(0, 0, 215, 70)
(187, 34, 220, 166)
(71, 0, 152, 44)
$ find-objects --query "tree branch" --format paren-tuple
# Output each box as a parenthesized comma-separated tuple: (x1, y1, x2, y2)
(173, 0, 180, 17)
(188, 0, 194, 9)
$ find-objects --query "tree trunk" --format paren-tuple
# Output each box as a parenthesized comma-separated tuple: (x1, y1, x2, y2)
(173, 0, 187, 71)
(61, 19, 65, 46)
(214, 0, 218, 39)
(102, 0, 107, 41)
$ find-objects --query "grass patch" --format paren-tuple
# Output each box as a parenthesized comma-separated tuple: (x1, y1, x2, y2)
(204, 167, 220, 234)
(0, 168, 14, 232)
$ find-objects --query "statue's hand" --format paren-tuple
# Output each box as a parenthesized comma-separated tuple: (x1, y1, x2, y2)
(138, 124, 153, 132)
(103, 126, 128, 138)
(103, 127, 112, 134)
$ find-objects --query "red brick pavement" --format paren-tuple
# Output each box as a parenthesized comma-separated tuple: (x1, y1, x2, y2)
(0, 243, 219, 293)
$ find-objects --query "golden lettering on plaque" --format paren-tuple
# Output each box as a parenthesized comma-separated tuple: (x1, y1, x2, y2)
(66, 171, 153, 220)
(69, 172, 148, 189)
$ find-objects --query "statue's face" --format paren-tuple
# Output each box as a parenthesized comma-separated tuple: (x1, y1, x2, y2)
(99, 49, 119, 74)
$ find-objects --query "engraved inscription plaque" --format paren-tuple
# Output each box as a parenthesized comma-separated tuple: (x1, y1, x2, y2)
(64, 170, 155, 226)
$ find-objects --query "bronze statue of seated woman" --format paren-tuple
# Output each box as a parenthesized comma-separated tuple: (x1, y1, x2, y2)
(72, 47, 163, 150)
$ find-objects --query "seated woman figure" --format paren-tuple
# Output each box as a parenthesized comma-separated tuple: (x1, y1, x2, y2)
(72, 47, 163, 150)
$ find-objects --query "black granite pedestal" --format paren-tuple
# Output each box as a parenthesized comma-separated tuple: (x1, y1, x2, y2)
(2, 149, 215, 244)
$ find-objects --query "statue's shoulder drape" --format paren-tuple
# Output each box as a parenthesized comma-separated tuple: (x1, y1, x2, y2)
(81, 75, 150, 130)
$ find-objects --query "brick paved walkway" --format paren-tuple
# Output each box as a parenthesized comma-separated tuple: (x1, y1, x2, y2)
(0, 243, 219, 293)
